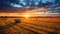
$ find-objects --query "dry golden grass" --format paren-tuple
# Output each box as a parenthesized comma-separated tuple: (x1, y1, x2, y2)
(0, 17, 60, 34)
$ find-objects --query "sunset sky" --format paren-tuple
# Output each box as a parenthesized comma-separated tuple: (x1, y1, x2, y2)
(0, 0, 60, 13)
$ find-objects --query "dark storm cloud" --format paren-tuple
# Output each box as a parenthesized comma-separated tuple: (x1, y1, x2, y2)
(0, 0, 19, 10)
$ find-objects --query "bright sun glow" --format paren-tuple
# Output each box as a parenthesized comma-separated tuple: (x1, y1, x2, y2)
(23, 14, 30, 18)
